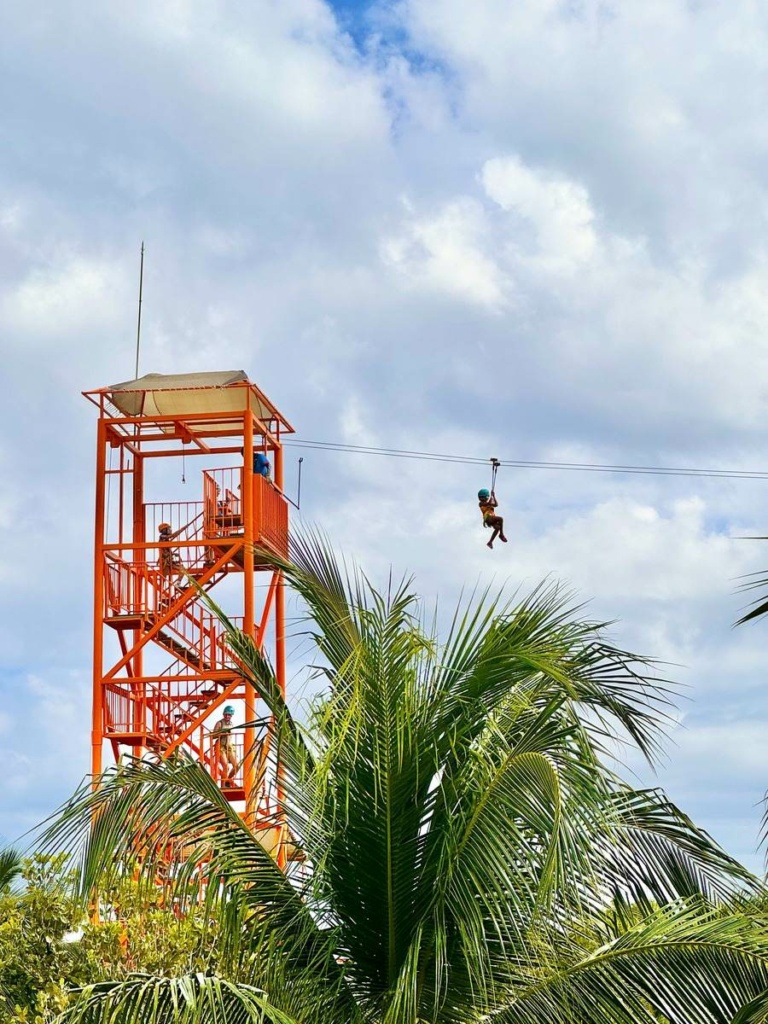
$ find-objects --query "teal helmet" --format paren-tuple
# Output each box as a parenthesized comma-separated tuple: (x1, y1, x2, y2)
(478, 488, 490, 500)
(223, 706, 235, 715)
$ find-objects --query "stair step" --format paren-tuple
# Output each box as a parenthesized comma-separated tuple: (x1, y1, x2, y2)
(153, 630, 213, 671)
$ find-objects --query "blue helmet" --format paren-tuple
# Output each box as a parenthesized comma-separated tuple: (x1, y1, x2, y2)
(478, 488, 490, 500)
(223, 706, 235, 716)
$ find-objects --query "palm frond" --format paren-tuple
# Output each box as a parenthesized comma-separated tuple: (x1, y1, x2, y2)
(735, 577, 768, 626)
(62, 973, 303, 1024)
(287, 526, 365, 679)
(734, 540, 768, 625)
(426, 581, 674, 770)
(40, 756, 358, 1023)
(492, 901, 768, 1024)
(0, 846, 22, 891)
(592, 787, 760, 909)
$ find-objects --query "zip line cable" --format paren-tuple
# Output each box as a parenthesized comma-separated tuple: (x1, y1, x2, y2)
(283, 439, 768, 482)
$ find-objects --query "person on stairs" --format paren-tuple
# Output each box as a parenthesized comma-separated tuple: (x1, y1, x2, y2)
(157, 522, 185, 608)
(211, 705, 239, 787)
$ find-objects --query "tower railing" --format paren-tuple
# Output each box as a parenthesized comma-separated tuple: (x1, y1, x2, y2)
(257, 473, 289, 557)
(145, 503, 205, 548)
(202, 468, 288, 558)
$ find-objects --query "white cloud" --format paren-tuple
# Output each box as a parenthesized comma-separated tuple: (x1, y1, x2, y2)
(399, 0, 768, 261)
(3, 255, 129, 338)
(382, 197, 507, 308)
(513, 495, 738, 604)
(0, 672, 90, 841)
(673, 721, 768, 777)
(481, 155, 598, 267)
(374, 150, 768, 450)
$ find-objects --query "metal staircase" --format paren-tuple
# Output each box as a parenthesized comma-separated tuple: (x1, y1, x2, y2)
(100, 498, 259, 798)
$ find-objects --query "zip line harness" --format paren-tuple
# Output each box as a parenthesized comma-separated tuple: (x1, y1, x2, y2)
(480, 458, 501, 530)
(490, 457, 500, 495)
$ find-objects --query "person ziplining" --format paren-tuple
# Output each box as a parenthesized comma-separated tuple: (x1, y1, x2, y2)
(478, 458, 507, 549)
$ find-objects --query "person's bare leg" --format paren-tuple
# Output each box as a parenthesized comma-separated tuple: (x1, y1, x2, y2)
(215, 748, 227, 785)
(488, 526, 500, 548)
(498, 517, 508, 543)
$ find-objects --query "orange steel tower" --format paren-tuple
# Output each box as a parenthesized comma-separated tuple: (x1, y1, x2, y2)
(84, 371, 293, 851)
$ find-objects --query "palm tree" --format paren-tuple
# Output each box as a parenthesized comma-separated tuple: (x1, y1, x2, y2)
(44, 534, 768, 1023)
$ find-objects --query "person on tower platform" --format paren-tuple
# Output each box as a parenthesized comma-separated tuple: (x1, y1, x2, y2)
(240, 448, 272, 481)
(254, 451, 271, 480)
(211, 705, 239, 787)
(478, 489, 508, 549)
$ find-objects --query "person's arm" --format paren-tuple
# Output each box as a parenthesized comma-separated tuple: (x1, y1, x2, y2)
(211, 719, 224, 741)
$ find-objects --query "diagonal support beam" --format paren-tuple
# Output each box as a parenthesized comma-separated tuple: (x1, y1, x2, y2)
(162, 675, 244, 757)
(104, 544, 240, 682)
(256, 571, 279, 646)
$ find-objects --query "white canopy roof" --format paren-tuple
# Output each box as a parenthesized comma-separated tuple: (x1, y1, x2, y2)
(101, 371, 289, 429)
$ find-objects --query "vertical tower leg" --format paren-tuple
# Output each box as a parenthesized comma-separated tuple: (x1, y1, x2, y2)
(92, 419, 107, 783)
(242, 412, 257, 814)
(274, 441, 287, 867)
(131, 453, 145, 739)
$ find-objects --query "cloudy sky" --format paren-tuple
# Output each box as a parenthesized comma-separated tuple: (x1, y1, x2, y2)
(3, 0, 768, 871)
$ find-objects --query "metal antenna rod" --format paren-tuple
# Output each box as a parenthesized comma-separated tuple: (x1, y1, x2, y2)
(134, 241, 145, 378)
